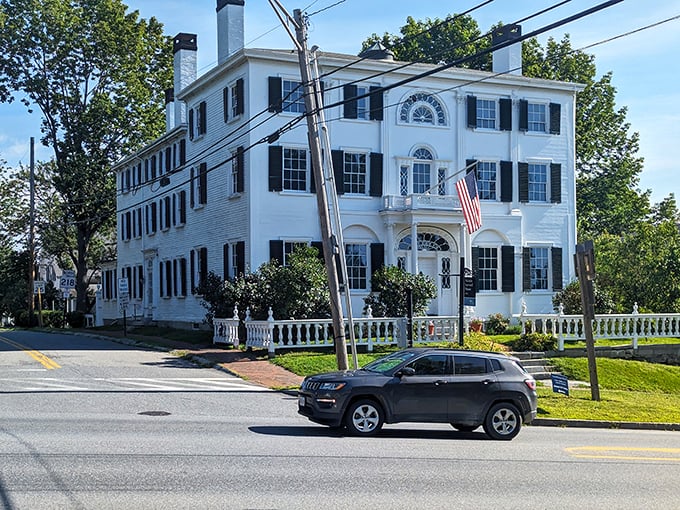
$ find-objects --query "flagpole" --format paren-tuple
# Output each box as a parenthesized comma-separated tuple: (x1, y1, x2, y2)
(459, 224, 466, 346)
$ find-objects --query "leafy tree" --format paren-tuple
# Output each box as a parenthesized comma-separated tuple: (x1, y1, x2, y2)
(363, 265, 437, 317)
(197, 246, 331, 324)
(0, 0, 172, 312)
(0, 249, 30, 319)
(552, 279, 615, 315)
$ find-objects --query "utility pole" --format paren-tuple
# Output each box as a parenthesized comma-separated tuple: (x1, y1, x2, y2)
(292, 8, 349, 370)
(28, 137, 36, 323)
(575, 240, 600, 401)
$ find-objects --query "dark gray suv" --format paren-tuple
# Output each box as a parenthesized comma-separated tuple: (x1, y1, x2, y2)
(297, 348, 537, 440)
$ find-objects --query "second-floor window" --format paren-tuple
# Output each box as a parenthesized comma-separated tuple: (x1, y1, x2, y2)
(282, 79, 305, 113)
(476, 161, 497, 201)
(283, 148, 308, 192)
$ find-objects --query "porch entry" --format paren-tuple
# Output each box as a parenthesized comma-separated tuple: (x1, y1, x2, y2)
(144, 255, 154, 319)
(397, 231, 457, 315)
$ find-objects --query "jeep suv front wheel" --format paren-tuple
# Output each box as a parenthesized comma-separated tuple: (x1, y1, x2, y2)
(345, 399, 384, 436)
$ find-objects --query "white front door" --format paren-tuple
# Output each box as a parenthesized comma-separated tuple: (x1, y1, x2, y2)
(145, 256, 154, 318)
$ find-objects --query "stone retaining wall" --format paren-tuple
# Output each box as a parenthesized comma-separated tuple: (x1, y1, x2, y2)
(548, 344, 680, 365)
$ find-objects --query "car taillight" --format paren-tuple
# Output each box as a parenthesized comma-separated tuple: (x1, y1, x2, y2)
(524, 378, 536, 391)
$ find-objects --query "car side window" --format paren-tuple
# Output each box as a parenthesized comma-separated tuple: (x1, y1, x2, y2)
(454, 355, 488, 375)
(407, 354, 449, 376)
(490, 358, 504, 372)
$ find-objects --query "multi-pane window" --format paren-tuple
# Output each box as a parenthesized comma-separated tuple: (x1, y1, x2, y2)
(231, 149, 240, 194)
(283, 241, 306, 266)
(282, 79, 305, 113)
(476, 99, 496, 129)
(399, 166, 409, 196)
(283, 148, 307, 191)
(476, 161, 497, 200)
(530, 247, 549, 290)
(527, 103, 547, 132)
(441, 257, 451, 289)
(173, 257, 187, 297)
(356, 86, 369, 120)
(437, 168, 446, 195)
(412, 147, 433, 194)
(400, 92, 447, 125)
(478, 247, 498, 291)
(231, 85, 240, 119)
(345, 244, 367, 290)
(528, 163, 548, 202)
(343, 152, 367, 194)
(160, 196, 171, 231)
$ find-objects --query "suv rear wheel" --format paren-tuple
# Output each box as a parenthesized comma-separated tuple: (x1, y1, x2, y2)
(345, 399, 384, 436)
(483, 403, 521, 440)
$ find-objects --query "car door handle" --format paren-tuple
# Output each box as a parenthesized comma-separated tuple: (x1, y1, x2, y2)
(434, 380, 448, 386)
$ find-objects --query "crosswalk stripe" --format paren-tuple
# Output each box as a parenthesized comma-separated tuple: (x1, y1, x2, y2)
(0, 377, 267, 392)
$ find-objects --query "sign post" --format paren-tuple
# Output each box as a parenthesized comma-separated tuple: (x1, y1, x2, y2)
(118, 278, 130, 337)
(59, 270, 76, 328)
(33, 281, 45, 327)
(575, 241, 600, 401)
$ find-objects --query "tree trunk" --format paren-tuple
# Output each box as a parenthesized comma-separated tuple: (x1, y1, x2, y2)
(75, 226, 90, 313)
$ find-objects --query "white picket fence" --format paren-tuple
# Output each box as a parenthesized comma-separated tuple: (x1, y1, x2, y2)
(518, 303, 680, 350)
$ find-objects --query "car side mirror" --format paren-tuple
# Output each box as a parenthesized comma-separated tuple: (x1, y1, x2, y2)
(396, 367, 416, 377)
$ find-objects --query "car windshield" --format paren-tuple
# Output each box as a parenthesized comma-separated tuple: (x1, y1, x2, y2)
(362, 350, 419, 374)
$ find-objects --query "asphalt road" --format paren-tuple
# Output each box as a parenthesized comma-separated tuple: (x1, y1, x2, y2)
(1, 329, 679, 509)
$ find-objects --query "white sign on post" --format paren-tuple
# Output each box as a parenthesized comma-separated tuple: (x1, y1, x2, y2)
(33, 281, 46, 295)
(118, 277, 129, 297)
(60, 269, 76, 290)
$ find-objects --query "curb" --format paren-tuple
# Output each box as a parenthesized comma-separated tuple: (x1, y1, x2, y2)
(532, 418, 680, 431)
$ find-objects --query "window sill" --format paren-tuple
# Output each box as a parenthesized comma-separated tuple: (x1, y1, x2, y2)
(229, 192, 243, 200)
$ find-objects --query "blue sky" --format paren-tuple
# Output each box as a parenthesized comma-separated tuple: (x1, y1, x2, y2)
(1, 0, 678, 203)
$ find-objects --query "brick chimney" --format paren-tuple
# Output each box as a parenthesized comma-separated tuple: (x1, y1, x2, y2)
(217, 0, 245, 65)
(492, 24, 522, 76)
(173, 33, 197, 127)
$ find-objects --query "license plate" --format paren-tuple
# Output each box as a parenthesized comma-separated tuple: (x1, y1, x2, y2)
(298, 395, 306, 407)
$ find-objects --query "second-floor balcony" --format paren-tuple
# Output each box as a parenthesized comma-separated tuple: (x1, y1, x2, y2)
(382, 194, 461, 212)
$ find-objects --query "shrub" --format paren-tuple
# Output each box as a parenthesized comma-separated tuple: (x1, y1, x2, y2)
(13, 311, 38, 327)
(511, 333, 557, 352)
(503, 324, 522, 335)
(363, 265, 436, 317)
(485, 313, 510, 335)
(66, 311, 85, 328)
(41, 310, 64, 328)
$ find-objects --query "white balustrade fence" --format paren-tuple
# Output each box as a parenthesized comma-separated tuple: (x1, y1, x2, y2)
(518, 304, 680, 350)
(212, 308, 464, 357)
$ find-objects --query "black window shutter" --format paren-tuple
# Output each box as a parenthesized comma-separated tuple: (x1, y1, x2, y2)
(268, 76, 282, 113)
(269, 240, 284, 265)
(165, 147, 172, 172)
(199, 163, 208, 204)
(151, 202, 157, 232)
(466, 159, 477, 175)
(500, 161, 513, 202)
(268, 146, 282, 192)
(159, 261, 164, 297)
(549, 103, 561, 135)
(199, 247, 208, 287)
(471, 247, 480, 280)
(165, 261, 172, 297)
(236, 241, 245, 276)
(552, 247, 563, 291)
(180, 258, 187, 295)
(125, 212, 131, 240)
(199, 101, 207, 134)
(369, 152, 383, 197)
(335, 252, 344, 285)
(236, 146, 245, 192)
(370, 243, 384, 280)
(499, 98, 512, 131)
(223, 86, 229, 122)
(190, 168, 195, 208)
(522, 247, 531, 292)
(190, 250, 196, 293)
(343, 84, 358, 119)
(518, 162, 529, 203)
(501, 245, 515, 293)
(179, 190, 186, 223)
(311, 241, 324, 261)
(519, 99, 528, 131)
(550, 163, 561, 203)
(188, 108, 194, 139)
(223, 244, 230, 280)
(466, 95, 477, 128)
(331, 150, 344, 195)
(235, 78, 244, 115)
(179, 140, 186, 165)
(369, 86, 384, 121)
(172, 260, 178, 296)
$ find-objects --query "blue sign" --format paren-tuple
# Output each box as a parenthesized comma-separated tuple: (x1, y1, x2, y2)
(551, 374, 569, 396)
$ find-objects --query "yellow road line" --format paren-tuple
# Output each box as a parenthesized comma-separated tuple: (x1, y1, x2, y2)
(566, 446, 680, 462)
(0, 335, 61, 370)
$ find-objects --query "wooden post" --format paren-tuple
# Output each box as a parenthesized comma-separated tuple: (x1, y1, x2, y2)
(575, 241, 600, 401)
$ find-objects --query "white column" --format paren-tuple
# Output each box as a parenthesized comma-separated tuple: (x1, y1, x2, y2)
(411, 221, 418, 274)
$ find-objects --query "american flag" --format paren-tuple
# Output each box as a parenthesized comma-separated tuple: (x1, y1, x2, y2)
(455, 171, 482, 233)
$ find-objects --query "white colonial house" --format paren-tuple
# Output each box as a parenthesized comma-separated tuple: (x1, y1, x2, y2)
(101, 0, 582, 328)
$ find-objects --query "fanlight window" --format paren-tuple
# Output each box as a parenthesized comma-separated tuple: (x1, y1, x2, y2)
(399, 92, 447, 126)
(398, 232, 451, 252)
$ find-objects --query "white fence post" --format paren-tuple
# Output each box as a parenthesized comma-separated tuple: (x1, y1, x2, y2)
(632, 302, 639, 349)
(557, 303, 564, 351)
(267, 307, 276, 358)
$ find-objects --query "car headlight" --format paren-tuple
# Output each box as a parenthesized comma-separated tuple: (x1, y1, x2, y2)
(318, 382, 346, 391)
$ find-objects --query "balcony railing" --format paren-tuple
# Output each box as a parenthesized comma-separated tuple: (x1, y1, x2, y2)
(382, 194, 460, 212)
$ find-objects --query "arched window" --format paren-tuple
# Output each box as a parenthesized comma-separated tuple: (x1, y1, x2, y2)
(399, 92, 447, 126)
(398, 232, 451, 252)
